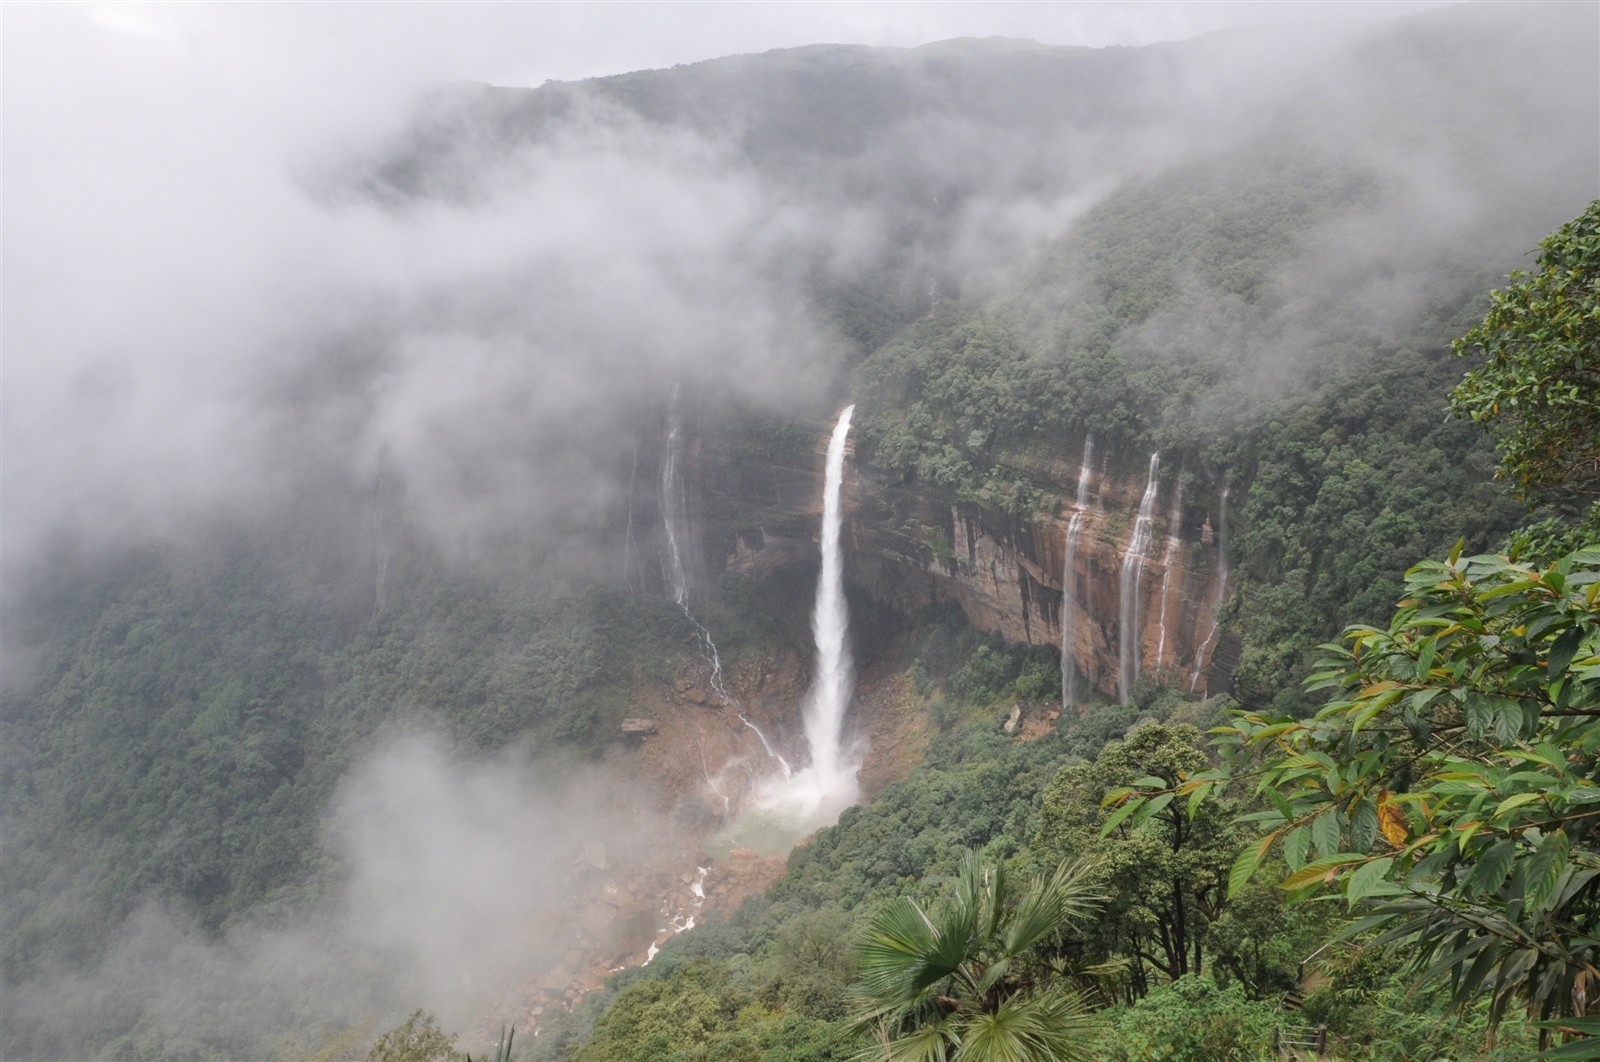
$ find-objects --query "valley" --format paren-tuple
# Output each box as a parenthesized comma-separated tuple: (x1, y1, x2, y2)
(3, 4, 1597, 1060)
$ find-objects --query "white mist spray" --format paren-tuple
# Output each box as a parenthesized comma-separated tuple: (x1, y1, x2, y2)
(1118, 453, 1161, 704)
(1061, 434, 1093, 710)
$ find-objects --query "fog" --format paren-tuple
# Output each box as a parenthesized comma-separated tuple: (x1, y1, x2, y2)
(4, 2, 1597, 1057)
(6, 730, 668, 1058)
(7, 2, 1540, 588)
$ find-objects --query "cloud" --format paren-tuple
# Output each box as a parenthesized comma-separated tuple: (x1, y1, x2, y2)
(5, 730, 667, 1059)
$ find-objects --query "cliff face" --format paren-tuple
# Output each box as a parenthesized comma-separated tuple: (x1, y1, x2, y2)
(676, 414, 1236, 702)
(846, 455, 1236, 701)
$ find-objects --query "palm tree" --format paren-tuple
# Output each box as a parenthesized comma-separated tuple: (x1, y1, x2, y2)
(852, 851, 1111, 1062)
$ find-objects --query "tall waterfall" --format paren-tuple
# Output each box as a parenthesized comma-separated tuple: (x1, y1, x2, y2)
(1118, 453, 1161, 704)
(659, 386, 691, 607)
(801, 405, 856, 793)
(1061, 434, 1093, 711)
(712, 405, 860, 856)
(1191, 484, 1231, 693)
(658, 385, 790, 776)
(1154, 478, 1184, 672)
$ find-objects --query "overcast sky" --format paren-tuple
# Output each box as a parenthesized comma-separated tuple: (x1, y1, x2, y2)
(27, 3, 1461, 80)
(10, 3, 1457, 138)
(0, 0, 1479, 575)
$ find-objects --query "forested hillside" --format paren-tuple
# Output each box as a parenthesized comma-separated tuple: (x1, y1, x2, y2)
(3, 4, 1597, 1060)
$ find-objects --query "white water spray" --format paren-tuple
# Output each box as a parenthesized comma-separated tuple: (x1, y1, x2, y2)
(1190, 484, 1231, 693)
(1154, 478, 1184, 671)
(1061, 435, 1093, 710)
(1118, 453, 1161, 704)
(644, 866, 709, 965)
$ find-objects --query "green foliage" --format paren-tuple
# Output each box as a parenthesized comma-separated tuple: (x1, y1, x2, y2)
(368, 1010, 456, 1062)
(851, 851, 1108, 1062)
(1450, 200, 1600, 509)
(907, 604, 1063, 710)
(278, 1018, 379, 1062)
(556, 956, 857, 1062)
(853, 151, 1526, 718)
(1508, 507, 1600, 567)
(854, 314, 1050, 516)
(462, 1025, 516, 1062)
(0, 524, 686, 1057)
(1298, 944, 1539, 1062)
(1033, 725, 1300, 999)
(1154, 546, 1600, 1033)
(1097, 975, 1277, 1062)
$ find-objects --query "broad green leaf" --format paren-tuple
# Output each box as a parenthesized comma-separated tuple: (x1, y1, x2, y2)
(1229, 832, 1278, 899)
(1312, 810, 1342, 860)
(1351, 687, 1403, 734)
(1526, 829, 1570, 913)
(1350, 798, 1378, 854)
(1283, 826, 1309, 871)
(1099, 797, 1143, 837)
(1493, 792, 1545, 819)
(1128, 792, 1174, 829)
(1550, 625, 1586, 679)
(1279, 854, 1366, 891)
(1466, 694, 1494, 738)
(1493, 698, 1524, 743)
(1462, 839, 1517, 897)
(1346, 857, 1395, 905)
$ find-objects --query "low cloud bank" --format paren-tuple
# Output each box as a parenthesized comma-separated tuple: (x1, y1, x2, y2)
(6, 731, 665, 1059)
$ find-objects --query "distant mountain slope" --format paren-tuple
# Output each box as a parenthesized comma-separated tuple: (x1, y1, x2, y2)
(3, 5, 1596, 1058)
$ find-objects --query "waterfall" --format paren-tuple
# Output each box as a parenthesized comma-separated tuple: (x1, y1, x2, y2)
(623, 438, 642, 594)
(1118, 453, 1161, 704)
(660, 386, 691, 607)
(1154, 477, 1185, 672)
(1191, 484, 1231, 693)
(1061, 434, 1093, 710)
(658, 384, 790, 776)
(708, 406, 859, 856)
(801, 405, 856, 793)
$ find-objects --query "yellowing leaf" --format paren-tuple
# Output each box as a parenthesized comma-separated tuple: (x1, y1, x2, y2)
(1378, 801, 1410, 847)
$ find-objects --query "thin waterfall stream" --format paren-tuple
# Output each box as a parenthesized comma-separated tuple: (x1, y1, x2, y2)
(1061, 435, 1093, 711)
(659, 386, 791, 777)
(1154, 478, 1184, 672)
(1191, 484, 1231, 693)
(1118, 453, 1161, 703)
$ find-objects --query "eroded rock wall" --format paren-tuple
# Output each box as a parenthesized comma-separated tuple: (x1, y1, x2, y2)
(668, 412, 1235, 701)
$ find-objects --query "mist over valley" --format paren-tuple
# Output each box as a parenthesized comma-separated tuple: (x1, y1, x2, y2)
(4, 4, 1598, 1059)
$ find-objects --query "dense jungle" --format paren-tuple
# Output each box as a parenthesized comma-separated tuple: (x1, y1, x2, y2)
(3, 4, 1598, 1061)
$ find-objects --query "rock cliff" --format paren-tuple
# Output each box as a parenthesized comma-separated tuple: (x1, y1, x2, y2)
(656, 409, 1238, 703)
